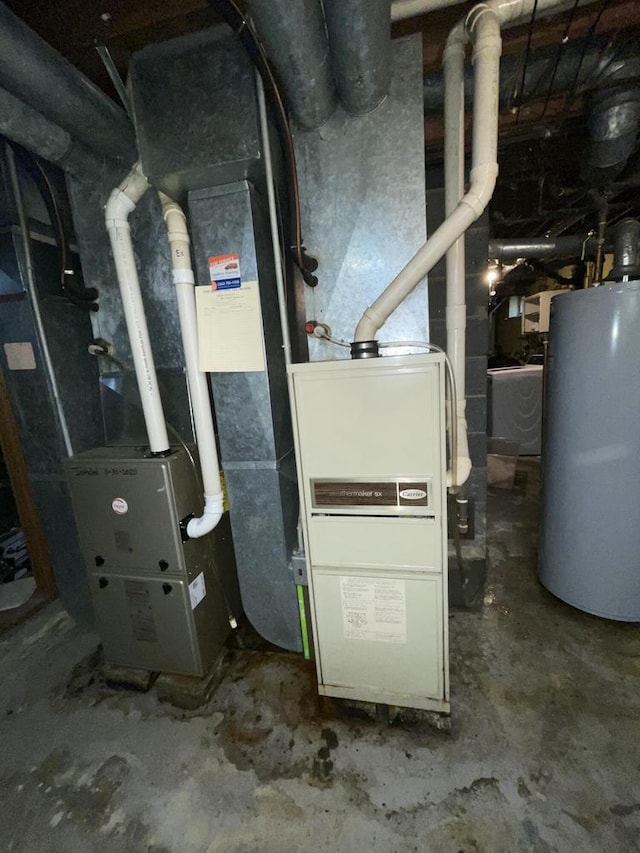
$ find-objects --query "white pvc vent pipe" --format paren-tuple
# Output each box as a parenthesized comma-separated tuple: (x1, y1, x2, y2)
(159, 194, 224, 538)
(105, 164, 170, 454)
(356, 0, 585, 487)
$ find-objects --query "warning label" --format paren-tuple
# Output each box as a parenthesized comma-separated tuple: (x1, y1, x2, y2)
(208, 253, 241, 291)
(340, 576, 407, 644)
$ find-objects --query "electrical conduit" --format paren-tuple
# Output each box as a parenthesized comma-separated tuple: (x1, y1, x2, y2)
(159, 193, 224, 538)
(105, 164, 170, 455)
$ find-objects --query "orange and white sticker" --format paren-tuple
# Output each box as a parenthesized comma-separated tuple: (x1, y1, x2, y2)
(208, 253, 241, 291)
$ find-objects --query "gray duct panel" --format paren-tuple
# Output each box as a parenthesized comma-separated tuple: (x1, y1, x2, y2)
(0, 229, 100, 626)
(188, 182, 301, 651)
(130, 27, 262, 200)
(324, 0, 391, 116)
(0, 3, 134, 162)
(189, 182, 292, 463)
(539, 282, 640, 621)
(246, 0, 336, 130)
(223, 462, 300, 650)
(295, 35, 428, 358)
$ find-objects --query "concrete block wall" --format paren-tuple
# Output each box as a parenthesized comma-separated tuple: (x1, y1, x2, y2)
(426, 166, 488, 571)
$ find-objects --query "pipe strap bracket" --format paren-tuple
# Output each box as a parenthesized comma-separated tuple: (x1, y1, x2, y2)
(172, 269, 196, 285)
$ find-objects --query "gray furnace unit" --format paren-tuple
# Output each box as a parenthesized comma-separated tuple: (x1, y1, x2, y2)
(66, 446, 238, 675)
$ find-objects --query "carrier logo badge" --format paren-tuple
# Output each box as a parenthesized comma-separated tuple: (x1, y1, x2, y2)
(112, 497, 129, 515)
(399, 488, 427, 501)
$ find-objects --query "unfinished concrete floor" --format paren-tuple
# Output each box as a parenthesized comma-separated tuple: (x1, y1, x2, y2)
(1, 460, 639, 853)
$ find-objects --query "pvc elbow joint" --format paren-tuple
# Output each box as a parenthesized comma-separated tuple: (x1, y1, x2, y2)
(186, 493, 224, 538)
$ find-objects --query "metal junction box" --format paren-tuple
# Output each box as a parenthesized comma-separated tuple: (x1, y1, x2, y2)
(66, 446, 238, 676)
(289, 354, 449, 713)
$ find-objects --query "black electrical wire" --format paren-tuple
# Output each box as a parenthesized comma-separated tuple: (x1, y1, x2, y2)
(515, 0, 539, 125)
(13, 148, 98, 310)
(539, 0, 582, 120)
(207, 0, 318, 288)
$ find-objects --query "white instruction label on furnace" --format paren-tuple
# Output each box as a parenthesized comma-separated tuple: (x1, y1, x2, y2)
(189, 572, 206, 610)
(196, 280, 266, 373)
(340, 577, 406, 644)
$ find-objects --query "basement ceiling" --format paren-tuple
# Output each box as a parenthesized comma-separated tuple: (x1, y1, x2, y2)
(5, 0, 640, 242)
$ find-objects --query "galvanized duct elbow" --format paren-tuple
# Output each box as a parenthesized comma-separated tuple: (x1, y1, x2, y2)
(245, 0, 337, 130)
(0, 2, 135, 161)
(583, 83, 640, 187)
(323, 0, 392, 116)
(0, 86, 102, 178)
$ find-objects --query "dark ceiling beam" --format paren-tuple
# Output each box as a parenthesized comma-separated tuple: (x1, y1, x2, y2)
(415, 0, 640, 75)
(425, 93, 584, 150)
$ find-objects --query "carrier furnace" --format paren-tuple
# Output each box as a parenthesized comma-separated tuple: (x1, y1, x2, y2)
(289, 353, 449, 713)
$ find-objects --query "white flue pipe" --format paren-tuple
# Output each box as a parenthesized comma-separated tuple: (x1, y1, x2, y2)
(105, 164, 170, 454)
(443, 21, 471, 486)
(391, 0, 465, 21)
(159, 193, 224, 538)
(391, 0, 589, 23)
(354, 5, 501, 349)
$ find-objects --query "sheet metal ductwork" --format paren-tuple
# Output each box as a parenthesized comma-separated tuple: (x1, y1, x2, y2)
(583, 74, 640, 186)
(0, 2, 135, 161)
(488, 234, 599, 262)
(323, 0, 392, 116)
(0, 86, 101, 177)
(245, 0, 337, 130)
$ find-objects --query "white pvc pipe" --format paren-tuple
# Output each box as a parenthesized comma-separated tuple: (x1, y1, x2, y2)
(354, 7, 501, 344)
(391, 0, 588, 23)
(159, 193, 224, 538)
(105, 164, 170, 454)
(391, 0, 465, 22)
(443, 21, 471, 487)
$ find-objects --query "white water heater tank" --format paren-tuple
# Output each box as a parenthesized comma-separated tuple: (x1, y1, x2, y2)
(539, 281, 640, 621)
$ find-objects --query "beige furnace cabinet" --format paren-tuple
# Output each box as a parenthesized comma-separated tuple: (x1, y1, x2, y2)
(289, 354, 449, 714)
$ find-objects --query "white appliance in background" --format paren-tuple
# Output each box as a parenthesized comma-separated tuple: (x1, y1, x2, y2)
(289, 353, 449, 714)
(488, 365, 544, 455)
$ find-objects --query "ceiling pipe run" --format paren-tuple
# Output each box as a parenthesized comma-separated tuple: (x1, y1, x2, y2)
(0, 86, 103, 178)
(488, 234, 599, 261)
(323, 0, 392, 116)
(245, 0, 337, 130)
(424, 36, 610, 114)
(0, 2, 136, 162)
(391, 0, 466, 21)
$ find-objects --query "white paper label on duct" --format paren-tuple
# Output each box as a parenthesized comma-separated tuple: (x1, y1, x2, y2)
(189, 572, 206, 610)
(4, 342, 36, 370)
(195, 280, 266, 373)
(340, 576, 406, 644)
